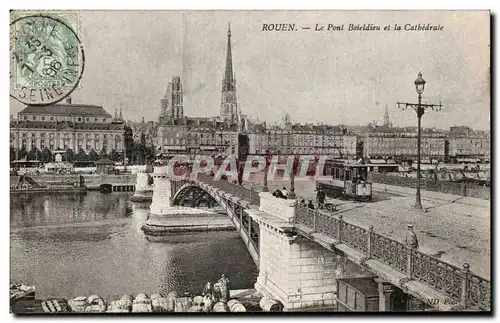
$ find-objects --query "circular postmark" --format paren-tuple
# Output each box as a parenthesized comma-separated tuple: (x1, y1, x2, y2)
(10, 14, 85, 105)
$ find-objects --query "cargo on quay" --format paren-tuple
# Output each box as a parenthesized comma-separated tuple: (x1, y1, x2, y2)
(10, 280, 284, 314)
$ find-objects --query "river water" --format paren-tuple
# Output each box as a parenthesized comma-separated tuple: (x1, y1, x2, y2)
(10, 191, 258, 300)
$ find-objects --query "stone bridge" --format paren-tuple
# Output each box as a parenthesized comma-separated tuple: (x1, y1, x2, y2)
(148, 167, 490, 312)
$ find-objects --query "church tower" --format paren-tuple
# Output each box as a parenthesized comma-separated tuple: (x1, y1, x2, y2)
(159, 76, 184, 123)
(220, 23, 238, 124)
(383, 104, 392, 127)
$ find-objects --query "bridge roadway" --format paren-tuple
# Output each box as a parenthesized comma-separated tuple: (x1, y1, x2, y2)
(242, 175, 490, 281)
(152, 170, 490, 312)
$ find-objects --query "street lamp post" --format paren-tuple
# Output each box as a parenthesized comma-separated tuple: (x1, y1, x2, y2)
(262, 130, 271, 193)
(288, 155, 297, 199)
(219, 126, 223, 154)
(262, 149, 269, 192)
(398, 72, 442, 210)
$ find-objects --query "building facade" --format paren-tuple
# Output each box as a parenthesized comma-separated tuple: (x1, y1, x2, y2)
(354, 125, 447, 162)
(248, 123, 357, 157)
(10, 97, 125, 156)
(448, 126, 490, 162)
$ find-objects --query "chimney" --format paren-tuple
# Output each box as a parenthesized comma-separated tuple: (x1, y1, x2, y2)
(65, 96, 72, 105)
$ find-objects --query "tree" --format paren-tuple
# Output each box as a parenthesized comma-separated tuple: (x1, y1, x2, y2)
(87, 149, 99, 162)
(10, 146, 16, 162)
(124, 125, 134, 164)
(99, 147, 108, 159)
(75, 148, 88, 162)
(27, 147, 42, 161)
(65, 148, 74, 162)
(41, 147, 53, 162)
(109, 149, 120, 162)
(18, 145, 27, 160)
(144, 145, 155, 164)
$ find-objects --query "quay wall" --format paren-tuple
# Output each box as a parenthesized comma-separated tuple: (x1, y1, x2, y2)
(10, 174, 137, 188)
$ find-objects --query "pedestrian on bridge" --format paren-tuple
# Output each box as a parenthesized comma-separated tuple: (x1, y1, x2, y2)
(281, 187, 288, 198)
(317, 188, 326, 209)
(273, 189, 285, 199)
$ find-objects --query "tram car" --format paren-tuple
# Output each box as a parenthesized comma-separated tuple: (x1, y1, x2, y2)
(317, 161, 372, 201)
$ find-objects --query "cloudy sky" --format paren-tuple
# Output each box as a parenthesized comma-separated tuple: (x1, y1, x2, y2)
(10, 10, 490, 130)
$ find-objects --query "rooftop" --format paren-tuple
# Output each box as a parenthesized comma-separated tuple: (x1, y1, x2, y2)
(19, 104, 112, 118)
(11, 120, 125, 131)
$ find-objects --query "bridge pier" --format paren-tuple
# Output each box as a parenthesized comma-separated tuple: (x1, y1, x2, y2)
(141, 169, 236, 239)
(149, 167, 172, 216)
(248, 192, 370, 311)
(131, 171, 153, 202)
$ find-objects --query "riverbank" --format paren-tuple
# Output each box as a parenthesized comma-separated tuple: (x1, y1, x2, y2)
(10, 187, 88, 195)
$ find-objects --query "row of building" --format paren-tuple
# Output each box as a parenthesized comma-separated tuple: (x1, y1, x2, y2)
(9, 95, 490, 165)
(10, 25, 490, 165)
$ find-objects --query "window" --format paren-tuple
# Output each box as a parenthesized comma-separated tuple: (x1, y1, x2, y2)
(103, 118, 106, 122)
(50, 116, 54, 121)
(95, 118, 98, 122)
(78, 117, 82, 122)
(41, 116, 45, 121)
(32, 116, 36, 120)
(85, 118, 89, 122)
(23, 116, 27, 120)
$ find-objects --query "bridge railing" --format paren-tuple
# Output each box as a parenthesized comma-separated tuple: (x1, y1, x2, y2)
(294, 204, 490, 311)
(196, 173, 260, 206)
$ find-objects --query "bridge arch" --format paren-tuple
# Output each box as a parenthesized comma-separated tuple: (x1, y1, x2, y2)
(171, 184, 217, 208)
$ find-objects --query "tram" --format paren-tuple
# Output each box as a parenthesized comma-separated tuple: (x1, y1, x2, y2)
(317, 161, 372, 201)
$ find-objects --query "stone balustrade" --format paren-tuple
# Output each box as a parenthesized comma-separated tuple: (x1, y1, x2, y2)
(258, 192, 296, 223)
(294, 205, 491, 311)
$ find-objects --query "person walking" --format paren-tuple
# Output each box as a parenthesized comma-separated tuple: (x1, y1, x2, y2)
(317, 188, 326, 209)
(274, 189, 284, 199)
(281, 187, 288, 199)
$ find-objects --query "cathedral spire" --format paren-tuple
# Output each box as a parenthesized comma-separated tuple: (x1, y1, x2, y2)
(220, 23, 238, 123)
(119, 108, 123, 120)
(384, 104, 391, 127)
(224, 23, 234, 90)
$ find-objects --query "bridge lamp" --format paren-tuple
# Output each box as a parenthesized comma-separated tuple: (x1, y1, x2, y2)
(414, 72, 426, 95)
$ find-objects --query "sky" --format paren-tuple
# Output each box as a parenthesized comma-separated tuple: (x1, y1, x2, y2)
(10, 10, 490, 130)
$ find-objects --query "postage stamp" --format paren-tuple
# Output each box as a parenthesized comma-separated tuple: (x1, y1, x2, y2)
(10, 12, 85, 105)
